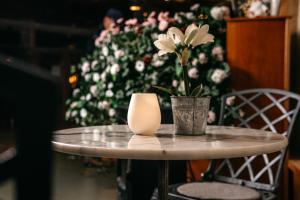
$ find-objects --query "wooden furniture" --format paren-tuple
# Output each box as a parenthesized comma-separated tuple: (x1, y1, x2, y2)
(288, 159, 300, 200)
(226, 17, 290, 90)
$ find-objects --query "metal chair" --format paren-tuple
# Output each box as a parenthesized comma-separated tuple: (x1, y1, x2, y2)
(152, 88, 300, 200)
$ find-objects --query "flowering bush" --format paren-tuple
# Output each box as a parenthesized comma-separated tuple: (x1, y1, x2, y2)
(65, 4, 232, 126)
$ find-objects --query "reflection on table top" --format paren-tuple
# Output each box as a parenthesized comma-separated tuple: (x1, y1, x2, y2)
(52, 125, 288, 160)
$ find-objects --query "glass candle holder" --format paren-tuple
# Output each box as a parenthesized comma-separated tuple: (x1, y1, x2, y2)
(127, 93, 161, 135)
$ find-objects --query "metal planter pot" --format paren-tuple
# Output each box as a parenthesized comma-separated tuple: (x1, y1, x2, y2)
(171, 96, 210, 135)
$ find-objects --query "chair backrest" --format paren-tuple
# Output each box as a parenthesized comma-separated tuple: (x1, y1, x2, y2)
(212, 88, 300, 192)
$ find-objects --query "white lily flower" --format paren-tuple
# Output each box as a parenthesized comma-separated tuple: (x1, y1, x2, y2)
(155, 24, 214, 53)
(186, 24, 215, 48)
(153, 34, 176, 56)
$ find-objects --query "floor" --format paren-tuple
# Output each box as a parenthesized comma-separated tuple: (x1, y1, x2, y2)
(0, 153, 117, 200)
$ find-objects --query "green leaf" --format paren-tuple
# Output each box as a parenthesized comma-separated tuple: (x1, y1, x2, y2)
(190, 84, 204, 97)
(152, 86, 176, 96)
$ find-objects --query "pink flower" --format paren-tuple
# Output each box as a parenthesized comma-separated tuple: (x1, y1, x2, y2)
(158, 12, 169, 21)
(158, 11, 175, 23)
(226, 96, 236, 106)
(207, 111, 216, 124)
(172, 80, 178, 87)
(158, 20, 168, 31)
(143, 12, 157, 26)
(111, 26, 120, 34)
(212, 46, 224, 61)
(188, 67, 199, 79)
(116, 18, 124, 24)
(125, 18, 138, 26)
(94, 30, 109, 47)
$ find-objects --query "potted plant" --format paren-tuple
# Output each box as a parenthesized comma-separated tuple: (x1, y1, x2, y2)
(153, 24, 214, 135)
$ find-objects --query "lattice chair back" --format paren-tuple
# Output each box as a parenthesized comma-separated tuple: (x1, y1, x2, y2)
(213, 88, 300, 192)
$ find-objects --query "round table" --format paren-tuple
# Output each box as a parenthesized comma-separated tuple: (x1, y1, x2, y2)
(52, 125, 288, 200)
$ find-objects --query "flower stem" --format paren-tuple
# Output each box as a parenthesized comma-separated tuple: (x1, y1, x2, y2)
(182, 65, 190, 96)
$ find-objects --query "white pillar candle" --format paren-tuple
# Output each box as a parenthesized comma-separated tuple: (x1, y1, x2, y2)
(127, 93, 161, 135)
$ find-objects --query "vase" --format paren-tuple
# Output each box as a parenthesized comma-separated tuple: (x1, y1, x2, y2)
(270, 0, 280, 16)
(171, 96, 210, 135)
(127, 93, 161, 135)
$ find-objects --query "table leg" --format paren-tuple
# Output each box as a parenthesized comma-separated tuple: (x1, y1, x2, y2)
(158, 160, 169, 200)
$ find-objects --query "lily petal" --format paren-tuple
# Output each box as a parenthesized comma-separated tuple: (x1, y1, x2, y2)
(167, 27, 184, 45)
(184, 28, 198, 46)
(154, 39, 176, 52)
(158, 50, 173, 56)
(185, 24, 198, 38)
(191, 33, 214, 47)
(190, 24, 214, 47)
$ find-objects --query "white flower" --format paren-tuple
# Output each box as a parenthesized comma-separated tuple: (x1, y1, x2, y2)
(71, 110, 78, 117)
(93, 73, 100, 82)
(156, 24, 214, 51)
(191, 58, 198, 66)
(185, 12, 195, 20)
(108, 82, 114, 89)
(190, 3, 200, 11)
(81, 62, 90, 74)
(152, 53, 164, 67)
(153, 60, 164, 67)
(112, 43, 118, 51)
(248, 1, 268, 18)
(174, 13, 183, 23)
(86, 93, 92, 101)
(135, 60, 145, 72)
(84, 74, 91, 81)
(199, 53, 208, 64)
(226, 96, 236, 106)
(72, 88, 80, 97)
(107, 56, 114, 63)
(124, 26, 131, 33)
(211, 6, 230, 21)
(211, 69, 228, 84)
(101, 72, 107, 81)
(80, 108, 88, 118)
(172, 80, 178, 87)
(102, 46, 109, 56)
(110, 63, 120, 75)
(70, 102, 77, 108)
(98, 101, 109, 109)
(114, 50, 125, 59)
(212, 46, 224, 61)
(91, 60, 98, 70)
(151, 33, 158, 40)
(178, 81, 185, 93)
(154, 34, 176, 56)
(80, 96, 85, 101)
(65, 110, 70, 119)
(105, 66, 111, 73)
(158, 20, 169, 31)
(188, 67, 199, 79)
(207, 111, 216, 124)
(105, 90, 114, 97)
(108, 108, 116, 117)
(116, 90, 124, 99)
(90, 85, 97, 97)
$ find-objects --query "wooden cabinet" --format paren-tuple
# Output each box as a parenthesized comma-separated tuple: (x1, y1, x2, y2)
(226, 17, 290, 90)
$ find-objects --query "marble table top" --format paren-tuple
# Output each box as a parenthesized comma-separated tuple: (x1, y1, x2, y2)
(52, 125, 288, 160)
